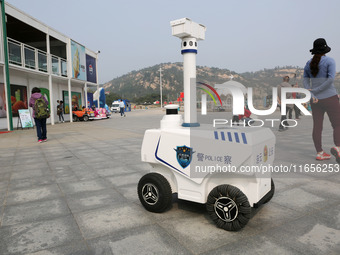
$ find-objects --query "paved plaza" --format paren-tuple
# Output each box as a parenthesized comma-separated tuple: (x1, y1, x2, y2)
(0, 109, 339, 255)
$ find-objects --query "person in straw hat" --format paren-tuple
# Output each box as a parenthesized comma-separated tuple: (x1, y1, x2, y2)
(303, 38, 340, 162)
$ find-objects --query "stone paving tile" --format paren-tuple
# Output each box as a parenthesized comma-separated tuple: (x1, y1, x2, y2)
(314, 203, 340, 230)
(13, 156, 48, 166)
(272, 177, 316, 192)
(72, 169, 100, 181)
(89, 161, 122, 170)
(114, 183, 140, 203)
(121, 144, 143, 152)
(96, 165, 137, 177)
(50, 166, 80, 183)
(74, 204, 153, 239)
(13, 162, 49, 172)
(0, 215, 83, 255)
(299, 179, 340, 200)
(48, 158, 84, 168)
(200, 235, 303, 255)
(0, 173, 12, 182)
(78, 156, 111, 164)
(42, 147, 69, 153)
(126, 162, 151, 171)
(46, 155, 79, 163)
(55, 175, 79, 183)
(105, 172, 144, 188)
(246, 201, 300, 232)
(73, 150, 107, 158)
(297, 170, 338, 180)
(15, 151, 43, 157)
(66, 163, 93, 172)
(65, 188, 125, 213)
(273, 187, 334, 212)
(0, 180, 9, 190)
(0, 158, 15, 166)
(25, 241, 92, 255)
(10, 168, 51, 180)
(87, 225, 192, 255)
(324, 170, 340, 183)
(0, 206, 3, 225)
(58, 179, 111, 195)
(0, 188, 8, 206)
(6, 184, 62, 206)
(0, 152, 16, 158)
(110, 151, 141, 163)
(158, 214, 251, 254)
(0, 165, 13, 174)
(297, 224, 340, 255)
(263, 214, 340, 255)
(2, 198, 71, 226)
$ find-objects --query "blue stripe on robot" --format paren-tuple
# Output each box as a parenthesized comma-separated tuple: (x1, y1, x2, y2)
(214, 131, 247, 144)
(181, 49, 198, 54)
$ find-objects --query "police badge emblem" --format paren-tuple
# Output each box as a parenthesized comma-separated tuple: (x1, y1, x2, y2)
(174, 145, 194, 168)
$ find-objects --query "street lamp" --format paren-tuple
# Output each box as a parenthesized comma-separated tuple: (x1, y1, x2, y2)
(159, 66, 162, 108)
(95, 50, 100, 108)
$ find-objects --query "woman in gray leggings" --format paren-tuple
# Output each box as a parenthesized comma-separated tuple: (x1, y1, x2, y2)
(303, 38, 340, 162)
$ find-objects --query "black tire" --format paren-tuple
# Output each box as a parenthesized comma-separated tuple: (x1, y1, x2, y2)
(138, 173, 172, 213)
(263, 178, 275, 204)
(206, 184, 251, 231)
(83, 115, 89, 122)
(73, 115, 79, 122)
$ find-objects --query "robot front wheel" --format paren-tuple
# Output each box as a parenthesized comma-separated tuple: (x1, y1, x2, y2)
(137, 173, 172, 213)
(206, 185, 251, 231)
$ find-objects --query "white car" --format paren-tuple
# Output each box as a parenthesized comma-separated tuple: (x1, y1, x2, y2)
(111, 102, 120, 113)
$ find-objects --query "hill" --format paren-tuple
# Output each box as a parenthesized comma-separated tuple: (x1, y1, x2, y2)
(102, 63, 340, 102)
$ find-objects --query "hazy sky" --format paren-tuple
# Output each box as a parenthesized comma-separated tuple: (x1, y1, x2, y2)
(6, 0, 340, 84)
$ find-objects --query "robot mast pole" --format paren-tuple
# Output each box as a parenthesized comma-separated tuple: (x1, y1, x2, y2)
(170, 18, 206, 127)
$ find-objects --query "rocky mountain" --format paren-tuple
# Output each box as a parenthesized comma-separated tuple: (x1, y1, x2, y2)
(102, 63, 340, 101)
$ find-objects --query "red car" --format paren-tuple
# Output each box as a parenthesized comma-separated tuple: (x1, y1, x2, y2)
(72, 108, 95, 121)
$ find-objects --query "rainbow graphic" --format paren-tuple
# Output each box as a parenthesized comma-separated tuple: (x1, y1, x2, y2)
(197, 82, 223, 106)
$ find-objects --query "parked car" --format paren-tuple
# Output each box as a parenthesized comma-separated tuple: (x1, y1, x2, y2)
(72, 108, 95, 121)
(213, 106, 226, 112)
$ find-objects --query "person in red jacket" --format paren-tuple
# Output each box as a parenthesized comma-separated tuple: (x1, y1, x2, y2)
(238, 107, 254, 126)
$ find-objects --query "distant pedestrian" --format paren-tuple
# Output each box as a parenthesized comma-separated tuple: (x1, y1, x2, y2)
(232, 115, 239, 126)
(57, 100, 64, 123)
(289, 83, 301, 120)
(238, 107, 254, 126)
(119, 99, 126, 117)
(303, 38, 340, 162)
(29, 87, 49, 143)
(277, 76, 293, 131)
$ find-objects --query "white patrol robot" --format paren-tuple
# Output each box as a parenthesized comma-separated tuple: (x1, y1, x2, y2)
(138, 18, 275, 231)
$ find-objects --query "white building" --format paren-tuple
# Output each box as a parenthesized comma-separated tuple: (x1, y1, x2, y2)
(0, 2, 99, 130)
